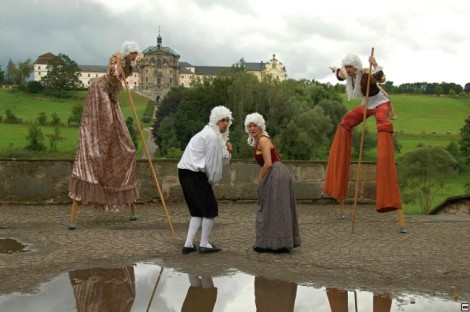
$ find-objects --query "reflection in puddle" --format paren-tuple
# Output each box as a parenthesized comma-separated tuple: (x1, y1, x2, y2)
(255, 277, 297, 311)
(0, 263, 464, 311)
(69, 267, 136, 312)
(0, 238, 30, 254)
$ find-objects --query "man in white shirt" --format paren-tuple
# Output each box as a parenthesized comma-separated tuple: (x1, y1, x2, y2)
(178, 106, 233, 254)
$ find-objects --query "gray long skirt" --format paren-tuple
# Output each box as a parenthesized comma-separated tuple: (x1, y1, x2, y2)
(255, 162, 301, 250)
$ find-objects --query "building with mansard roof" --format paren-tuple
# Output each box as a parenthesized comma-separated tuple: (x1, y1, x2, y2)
(33, 53, 139, 90)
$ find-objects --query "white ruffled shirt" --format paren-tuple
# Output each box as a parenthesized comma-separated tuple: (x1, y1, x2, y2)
(177, 125, 230, 185)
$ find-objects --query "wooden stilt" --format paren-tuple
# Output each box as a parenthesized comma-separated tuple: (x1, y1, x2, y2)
(130, 203, 138, 221)
(68, 200, 78, 230)
(339, 200, 345, 220)
(397, 209, 407, 233)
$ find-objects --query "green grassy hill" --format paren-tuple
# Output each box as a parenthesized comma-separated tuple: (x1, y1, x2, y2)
(344, 94, 469, 154)
(0, 88, 151, 157)
(344, 94, 470, 214)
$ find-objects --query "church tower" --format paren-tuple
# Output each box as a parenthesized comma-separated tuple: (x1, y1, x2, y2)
(140, 29, 180, 103)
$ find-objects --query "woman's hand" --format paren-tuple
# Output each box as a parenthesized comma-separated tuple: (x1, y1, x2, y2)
(226, 141, 233, 152)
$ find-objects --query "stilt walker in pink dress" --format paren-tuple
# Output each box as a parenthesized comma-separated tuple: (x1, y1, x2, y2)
(68, 41, 142, 229)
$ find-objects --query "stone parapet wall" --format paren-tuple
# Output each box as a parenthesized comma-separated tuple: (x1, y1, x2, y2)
(0, 159, 378, 204)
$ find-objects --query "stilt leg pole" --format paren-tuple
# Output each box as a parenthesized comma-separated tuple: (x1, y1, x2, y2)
(351, 47, 374, 234)
(339, 199, 345, 220)
(118, 63, 175, 235)
(68, 200, 78, 230)
(130, 203, 138, 221)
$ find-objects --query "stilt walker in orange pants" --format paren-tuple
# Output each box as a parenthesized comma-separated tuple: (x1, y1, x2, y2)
(323, 53, 406, 233)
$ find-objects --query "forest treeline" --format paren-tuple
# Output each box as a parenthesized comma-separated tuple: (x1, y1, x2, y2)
(151, 65, 401, 160)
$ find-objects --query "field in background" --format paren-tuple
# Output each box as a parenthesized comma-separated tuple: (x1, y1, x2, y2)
(0, 89, 151, 157)
(343, 94, 470, 214)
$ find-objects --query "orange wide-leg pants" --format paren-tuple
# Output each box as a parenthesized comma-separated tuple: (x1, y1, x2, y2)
(323, 103, 402, 212)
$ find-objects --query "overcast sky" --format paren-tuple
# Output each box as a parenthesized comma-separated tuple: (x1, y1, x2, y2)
(1, 0, 469, 87)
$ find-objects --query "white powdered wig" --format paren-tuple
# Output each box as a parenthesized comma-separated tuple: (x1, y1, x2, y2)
(208, 106, 233, 158)
(342, 53, 363, 100)
(121, 41, 140, 57)
(342, 53, 362, 69)
(244, 112, 269, 147)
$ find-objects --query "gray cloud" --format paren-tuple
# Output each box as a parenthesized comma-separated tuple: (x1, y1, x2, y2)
(1, 0, 469, 86)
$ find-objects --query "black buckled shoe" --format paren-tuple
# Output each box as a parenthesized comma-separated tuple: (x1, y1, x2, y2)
(182, 246, 198, 254)
(198, 244, 222, 254)
(253, 246, 267, 253)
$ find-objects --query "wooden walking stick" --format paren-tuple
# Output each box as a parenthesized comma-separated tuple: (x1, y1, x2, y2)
(351, 47, 374, 234)
(146, 266, 165, 312)
(119, 62, 176, 235)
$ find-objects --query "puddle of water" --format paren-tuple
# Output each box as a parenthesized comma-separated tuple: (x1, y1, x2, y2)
(0, 263, 465, 311)
(0, 238, 30, 254)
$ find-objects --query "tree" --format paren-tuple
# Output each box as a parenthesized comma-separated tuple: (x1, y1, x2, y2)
(25, 124, 46, 151)
(5, 59, 33, 86)
(464, 83, 470, 93)
(459, 115, 470, 163)
(17, 59, 33, 86)
(6, 60, 17, 85)
(50, 112, 61, 126)
(397, 146, 457, 214)
(352, 127, 376, 158)
(46, 126, 64, 150)
(276, 105, 334, 160)
(4, 109, 22, 124)
(37, 112, 48, 125)
(0, 65, 5, 85)
(68, 103, 83, 125)
(41, 53, 81, 90)
(315, 99, 347, 140)
(125, 117, 138, 149)
(26, 81, 44, 93)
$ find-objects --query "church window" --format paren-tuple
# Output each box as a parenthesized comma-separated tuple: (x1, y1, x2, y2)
(156, 59, 162, 69)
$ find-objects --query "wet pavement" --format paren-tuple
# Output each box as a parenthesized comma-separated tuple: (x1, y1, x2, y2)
(0, 202, 469, 305)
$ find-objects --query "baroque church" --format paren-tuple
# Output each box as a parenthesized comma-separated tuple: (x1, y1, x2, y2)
(140, 32, 287, 103)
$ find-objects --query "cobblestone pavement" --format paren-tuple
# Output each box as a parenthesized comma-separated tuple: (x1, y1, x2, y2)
(0, 202, 469, 301)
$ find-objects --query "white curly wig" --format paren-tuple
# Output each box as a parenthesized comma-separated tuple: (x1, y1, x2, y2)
(342, 53, 363, 100)
(342, 53, 362, 69)
(244, 112, 269, 147)
(208, 106, 233, 158)
(121, 41, 140, 57)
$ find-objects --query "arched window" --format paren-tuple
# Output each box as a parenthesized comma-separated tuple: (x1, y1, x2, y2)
(156, 59, 162, 69)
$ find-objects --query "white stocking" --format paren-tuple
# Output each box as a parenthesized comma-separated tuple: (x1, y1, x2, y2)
(184, 217, 202, 247)
(200, 217, 215, 247)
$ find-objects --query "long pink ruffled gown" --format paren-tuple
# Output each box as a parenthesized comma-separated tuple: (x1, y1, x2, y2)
(68, 53, 139, 211)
